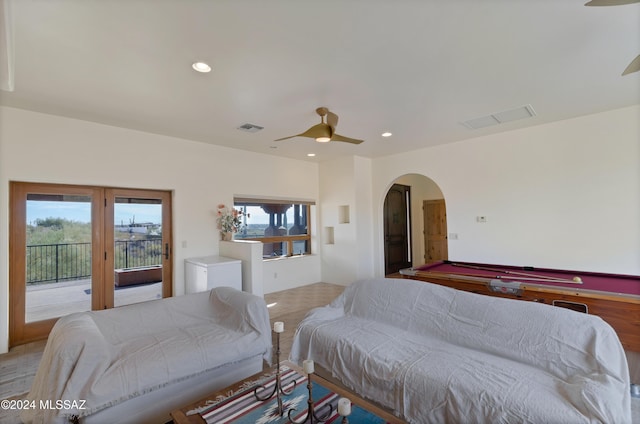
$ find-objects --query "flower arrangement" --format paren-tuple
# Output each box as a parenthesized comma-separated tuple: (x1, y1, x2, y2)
(216, 204, 245, 235)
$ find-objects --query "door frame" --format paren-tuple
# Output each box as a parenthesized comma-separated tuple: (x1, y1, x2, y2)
(104, 188, 172, 309)
(383, 183, 412, 275)
(9, 182, 105, 346)
(9, 182, 172, 347)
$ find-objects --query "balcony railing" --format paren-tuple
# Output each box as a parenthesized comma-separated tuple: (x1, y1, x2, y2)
(26, 239, 163, 284)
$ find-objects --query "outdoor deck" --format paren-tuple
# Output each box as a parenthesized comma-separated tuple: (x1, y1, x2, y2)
(26, 279, 162, 322)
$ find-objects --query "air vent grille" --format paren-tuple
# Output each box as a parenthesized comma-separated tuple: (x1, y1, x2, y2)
(462, 105, 536, 130)
(237, 123, 264, 133)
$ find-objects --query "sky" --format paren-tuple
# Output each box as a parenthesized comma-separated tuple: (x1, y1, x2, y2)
(27, 201, 162, 225)
(26, 202, 298, 226)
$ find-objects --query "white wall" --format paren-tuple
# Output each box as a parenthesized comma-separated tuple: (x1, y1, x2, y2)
(353, 156, 375, 281)
(0, 106, 321, 353)
(219, 240, 263, 296)
(371, 105, 640, 276)
(263, 254, 321, 293)
(319, 157, 356, 285)
(319, 156, 374, 285)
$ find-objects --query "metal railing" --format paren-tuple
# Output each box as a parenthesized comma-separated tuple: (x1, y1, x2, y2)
(26, 239, 163, 284)
(114, 239, 163, 270)
(26, 242, 92, 284)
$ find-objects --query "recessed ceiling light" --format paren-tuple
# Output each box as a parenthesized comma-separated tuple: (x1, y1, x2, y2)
(307, 153, 316, 157)
(381, 132, 392, 137)
(192, 62, 211, 73)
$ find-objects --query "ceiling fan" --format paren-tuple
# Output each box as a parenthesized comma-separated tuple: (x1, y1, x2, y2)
(585, 0, 640, 75)
(275, 107, 364, 144)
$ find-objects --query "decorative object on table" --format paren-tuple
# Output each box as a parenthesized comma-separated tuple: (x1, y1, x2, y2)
(253, 321, 296, 416)
(216, 204, 246, 241)
(288, 359, 333, 424)
(196, 365, 392, 424)
(338, 397, 351, 424)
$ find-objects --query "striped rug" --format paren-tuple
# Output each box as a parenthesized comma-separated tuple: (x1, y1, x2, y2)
(201, 368, 390, 424)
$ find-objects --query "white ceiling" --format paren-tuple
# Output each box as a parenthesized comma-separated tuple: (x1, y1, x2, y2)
(1, 0, 639, 162)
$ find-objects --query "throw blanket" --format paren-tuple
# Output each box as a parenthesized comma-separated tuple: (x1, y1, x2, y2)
(22, 287, 272, 424)
(291, 278, 631, 423)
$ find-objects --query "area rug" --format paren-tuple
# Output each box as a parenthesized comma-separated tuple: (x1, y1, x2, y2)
(200, 368, 391, 424)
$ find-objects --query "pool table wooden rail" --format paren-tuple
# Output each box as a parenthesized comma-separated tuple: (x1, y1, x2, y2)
(400, 268, 640, 352)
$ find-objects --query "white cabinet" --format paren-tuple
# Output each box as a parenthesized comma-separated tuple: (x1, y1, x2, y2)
(184, 255, 242, 294)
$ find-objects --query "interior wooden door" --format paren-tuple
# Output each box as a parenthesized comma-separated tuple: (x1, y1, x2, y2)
(384, 184, 412, 275)
(423, 199, 448, 263)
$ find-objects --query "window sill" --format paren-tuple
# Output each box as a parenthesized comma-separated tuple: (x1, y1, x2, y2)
(262, 254, 315, 262)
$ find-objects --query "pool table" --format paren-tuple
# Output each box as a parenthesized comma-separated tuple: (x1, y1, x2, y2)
(400, 260, 640, 352)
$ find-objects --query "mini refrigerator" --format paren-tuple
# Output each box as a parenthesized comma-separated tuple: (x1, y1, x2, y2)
(184, 255, 242, 293)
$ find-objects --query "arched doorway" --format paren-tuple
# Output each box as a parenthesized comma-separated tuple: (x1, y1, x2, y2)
(383, 174, 447, 275)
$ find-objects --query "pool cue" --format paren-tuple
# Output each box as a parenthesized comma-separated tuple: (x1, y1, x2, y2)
(449, 261, 580, 283)
(427, 271, 583, 285)
(445, 261, 583, 284)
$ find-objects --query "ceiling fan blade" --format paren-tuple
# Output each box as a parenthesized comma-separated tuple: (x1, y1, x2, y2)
(274, 134, 300, 141)
(274, 123, 332, 141)
(331, 133, 364, 144)
(327, 111, 339, 132)
(275, 108, 363, 145)
(585, 0, 640, 5)
(299, 123, 332, 139)
(622, 54, 640, 75)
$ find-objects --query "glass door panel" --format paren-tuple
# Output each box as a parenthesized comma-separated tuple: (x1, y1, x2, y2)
(106, 190, 171, 308)
(10, 182, 104, 347)
(25, 194, 94, 322)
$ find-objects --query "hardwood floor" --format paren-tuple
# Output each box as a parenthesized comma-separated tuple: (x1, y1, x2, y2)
(265, 282, 344, 360)
(0, 282, 344, 424)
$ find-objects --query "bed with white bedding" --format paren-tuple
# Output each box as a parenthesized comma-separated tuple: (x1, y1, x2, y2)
(290, 277, 631, 423)
(21, 287, 272, 424)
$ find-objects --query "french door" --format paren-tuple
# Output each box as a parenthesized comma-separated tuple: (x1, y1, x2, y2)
(9, 182, 172, 347)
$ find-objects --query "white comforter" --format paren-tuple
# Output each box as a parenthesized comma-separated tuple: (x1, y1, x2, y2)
(22, 287, 272, 424)
(291, 278, 631, 423)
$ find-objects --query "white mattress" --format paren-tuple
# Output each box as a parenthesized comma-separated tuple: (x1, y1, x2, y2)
(22, 287, 272, 424)
(291, 278, 631, 423)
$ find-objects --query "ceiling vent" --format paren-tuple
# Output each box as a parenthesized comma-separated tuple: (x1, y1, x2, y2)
(462, 104, 536, 130)
(237, 123, 264, 133)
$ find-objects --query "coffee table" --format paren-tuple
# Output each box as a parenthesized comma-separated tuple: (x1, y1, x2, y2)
(170, 361, 405, 424)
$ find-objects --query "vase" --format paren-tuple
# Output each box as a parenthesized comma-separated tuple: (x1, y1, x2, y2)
(221, 232, 233, 241)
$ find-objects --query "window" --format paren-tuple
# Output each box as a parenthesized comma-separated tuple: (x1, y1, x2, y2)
(233, 198, 313, 258)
